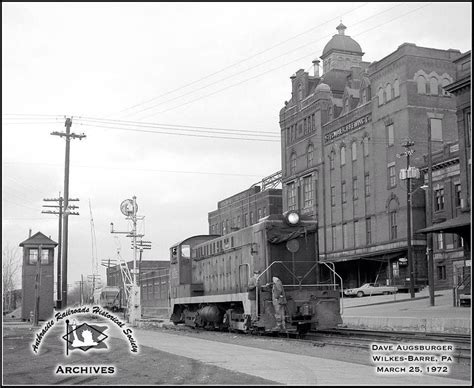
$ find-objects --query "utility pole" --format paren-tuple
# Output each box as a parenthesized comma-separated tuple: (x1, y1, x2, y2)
(42, 195, 79, 308)
(33, 245, 43, 326)
(51, 117, 86, 308)
(427, 118, 435, 306)
(400, 139, 416, 298)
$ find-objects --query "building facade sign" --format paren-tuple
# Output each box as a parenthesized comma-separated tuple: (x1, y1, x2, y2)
(324, 114, 372, 143)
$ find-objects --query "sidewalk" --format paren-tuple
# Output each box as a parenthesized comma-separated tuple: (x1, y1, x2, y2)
(340, 288, 472, 334)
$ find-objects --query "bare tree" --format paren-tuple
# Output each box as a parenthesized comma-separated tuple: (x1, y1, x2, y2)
(2, 244, 22, 313)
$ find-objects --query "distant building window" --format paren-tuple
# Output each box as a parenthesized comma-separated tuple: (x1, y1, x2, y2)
(343, 223, 349, 249)
(344, 99, 349, 112)
(354, 220, 360, 247)
(366, 217, 372, 245)
(258, 208, 262, 220)
(388, 164, 396, 188)
(331, 186, 336, 207)
(437, 265, 446, 280)
(437, 233, 444, 250)
(455, 184, 462, 207)
(417, 75, 427, 94)
(394, 79, 400, 97)
(307, 144, 314, 167)
(429, 77, 438, 95)
(387, 123, 394, 146)
(378, 87, 384, 105)
(466, 111, 471, 147)
(364, 173, 370, 197)
(363, 137, 369, 157)
(353, 177, 358, 200)
(340, 146, 346, 166)
(329, 151, 335, 170)
(303, 176, 313, 209)
(29, 249, 49, 265)
(290, 152, 297, 175)
(298, 83, 303, 100)
(430, 118, 443, 141)
(441, 78, 451, 96)
(244, 214, 249, 227)
(385, 83, 392, 101)
(352, 142, 357, 161)
(434, 188, 445, 211)
(389, 211, 397, 240)
(250, 212, 254, 225)
(361, 89, 367, 104)
(332, 226, 337, 250)
(287, 182, 296, 211)
(341, 181, 347, 203)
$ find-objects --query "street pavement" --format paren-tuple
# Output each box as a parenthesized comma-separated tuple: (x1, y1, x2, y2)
(341, 287, 471, 334)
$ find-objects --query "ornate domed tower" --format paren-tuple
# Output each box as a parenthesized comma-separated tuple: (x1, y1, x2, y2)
(320, 23, 364, 73)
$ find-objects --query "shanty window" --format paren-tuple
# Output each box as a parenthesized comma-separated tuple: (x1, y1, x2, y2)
(29, 248, 49, 265)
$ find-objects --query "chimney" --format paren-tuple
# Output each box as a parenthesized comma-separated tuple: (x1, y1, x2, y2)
(29, 228, 32, 238)
(312, 59, 320, 77)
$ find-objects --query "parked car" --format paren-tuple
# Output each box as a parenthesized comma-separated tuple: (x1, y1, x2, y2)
(344, 283, 398, 297)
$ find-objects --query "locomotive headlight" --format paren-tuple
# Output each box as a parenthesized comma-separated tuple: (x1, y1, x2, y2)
(284, 210, 300, 225)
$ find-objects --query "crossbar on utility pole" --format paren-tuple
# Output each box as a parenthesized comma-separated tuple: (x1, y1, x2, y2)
(51, 117, 86, 308)
(42, 196, 80, 307)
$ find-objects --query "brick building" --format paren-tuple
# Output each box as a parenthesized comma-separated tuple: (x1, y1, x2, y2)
(418, 51, 471, 296)
(106, 259, 170, 307)
(208, 185, 282, 235)
(279, 23, 462, 289)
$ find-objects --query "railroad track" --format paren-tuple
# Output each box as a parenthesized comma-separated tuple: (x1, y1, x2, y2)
(301, 328, 471, 360)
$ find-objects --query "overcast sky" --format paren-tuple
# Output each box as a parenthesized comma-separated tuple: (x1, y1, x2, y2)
(2, 2, 472, 291)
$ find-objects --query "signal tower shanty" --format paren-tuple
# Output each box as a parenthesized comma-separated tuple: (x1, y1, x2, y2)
(110, 196, 145, 326)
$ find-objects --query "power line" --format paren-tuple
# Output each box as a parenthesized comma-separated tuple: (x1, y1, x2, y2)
(123, 3, 406, 121)
(109, 3, 371, 119)
(76, 116, 279, 136)
(2, 161, 267, 178)
(136, 3, 430, 120)
(77, 122, 280, 142)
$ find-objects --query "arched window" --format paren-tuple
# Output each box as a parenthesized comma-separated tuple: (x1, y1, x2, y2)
(307, 144, 314, 167)
(340, 146, 346, 166)
(363, 137, 369, 157)
(417, 75, 427, 94)
(344, 98, 349, 112)
(298, 83, 303, 100)
(290, 152, 297, 175)
(385, 83, 392, 101)
(328, 105, 333, 120)
(393, 79, 400, 97)
(378, 87, 384, 106)
(441, 78, 451, 96)
(352, 141, 357, 161)
(361, 88, 367, 104)
(429, 77, 438, 95)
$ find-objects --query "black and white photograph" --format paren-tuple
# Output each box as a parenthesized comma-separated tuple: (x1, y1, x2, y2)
(2, 2, 472, 386)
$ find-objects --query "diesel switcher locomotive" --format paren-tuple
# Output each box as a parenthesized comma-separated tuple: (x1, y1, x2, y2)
(169, 211, 342, 334)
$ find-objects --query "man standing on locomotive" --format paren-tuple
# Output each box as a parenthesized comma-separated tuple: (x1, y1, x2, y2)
(271, 276, 287, 330)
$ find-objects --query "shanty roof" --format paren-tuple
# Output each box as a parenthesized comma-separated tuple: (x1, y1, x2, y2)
(19, 231, 58, 247)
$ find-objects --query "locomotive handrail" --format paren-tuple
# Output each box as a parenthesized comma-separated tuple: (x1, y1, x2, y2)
(321, 262, 344, 315)
(255, 260, 301, 319)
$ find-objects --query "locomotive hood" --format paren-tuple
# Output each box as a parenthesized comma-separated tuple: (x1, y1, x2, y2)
(266, 223, 318, 244)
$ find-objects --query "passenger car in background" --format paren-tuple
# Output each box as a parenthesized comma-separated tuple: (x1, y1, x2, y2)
(344, 283, 398, 297)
